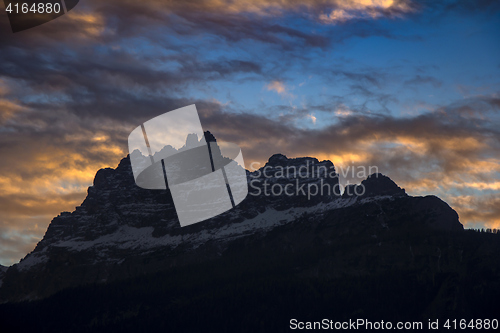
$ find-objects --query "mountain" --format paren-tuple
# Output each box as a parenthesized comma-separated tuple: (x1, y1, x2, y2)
(0, 151, 462, 303)
(0, 265, 6, 288)
(0, 147, 499, 333)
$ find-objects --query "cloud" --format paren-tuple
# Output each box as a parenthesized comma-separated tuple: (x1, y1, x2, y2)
(156, 0, 417, 22)
(267, 80, 287, 94)
(404, 75, 442, 88)
(0, 0, 423, 53)
(307, 113, 317, 124)
(319, 0, 416, 24)
(0, 110, 129, 266)
(450, 196, 500, 229)
(266, 80, 297, 100)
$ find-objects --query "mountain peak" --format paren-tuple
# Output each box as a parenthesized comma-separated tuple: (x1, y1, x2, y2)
(265, 153, 289, 166)
(343, 173, 407, 199)
(264, 154, 334, 170)
(361, 173, 407, 197)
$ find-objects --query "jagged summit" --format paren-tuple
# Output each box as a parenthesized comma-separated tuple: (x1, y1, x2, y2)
(265, 153, 288, 166)
(343, 173, 407, 199)
(264, 153, 334, 169)
(361, 173, 407, 197)
(0, 148, 463, 303)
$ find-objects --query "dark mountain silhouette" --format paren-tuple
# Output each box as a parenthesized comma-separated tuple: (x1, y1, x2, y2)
(0, 265, 6, 285)
(343, 173, 407, 199)
(0, 141, 499, 332)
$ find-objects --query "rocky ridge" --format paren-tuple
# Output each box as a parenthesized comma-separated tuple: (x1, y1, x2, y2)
(0, 149, 463, 302)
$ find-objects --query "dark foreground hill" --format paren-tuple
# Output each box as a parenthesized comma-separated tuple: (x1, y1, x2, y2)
(0, 149, 499, 332)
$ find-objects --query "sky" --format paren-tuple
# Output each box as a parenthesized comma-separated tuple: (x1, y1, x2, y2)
(0, 0, 499, 266)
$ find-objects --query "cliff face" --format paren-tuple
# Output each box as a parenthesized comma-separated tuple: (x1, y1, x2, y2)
(0, 153, 463, 303)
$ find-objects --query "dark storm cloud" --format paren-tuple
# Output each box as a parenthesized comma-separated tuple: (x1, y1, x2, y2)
(0, 41, 265, 122)
(0, 0, 424, 53)
(0, 1, 331, 49)
(169, 12, 331, 49)
(0, 0, 439, 126)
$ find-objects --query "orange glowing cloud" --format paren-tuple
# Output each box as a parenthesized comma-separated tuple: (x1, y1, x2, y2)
(266, 80, 296, 99)
(319, 0, 415, 23)
(178, 0, 416, 21)
(267, 80, 287, 94)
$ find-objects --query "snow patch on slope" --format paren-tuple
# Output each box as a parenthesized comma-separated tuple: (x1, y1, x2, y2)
(13, 196, 398, 270)
(16, 253, 49, 272)
(57, 199, 356, 252)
